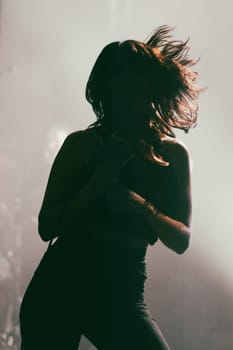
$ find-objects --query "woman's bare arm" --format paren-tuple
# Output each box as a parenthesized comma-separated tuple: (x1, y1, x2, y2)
(141, 139, 192, 254)
(107, 139, 192, 253)
(38, 129, 123, 242)
(38, 129, 101, 241)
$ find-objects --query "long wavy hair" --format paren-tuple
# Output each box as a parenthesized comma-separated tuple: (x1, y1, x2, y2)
(85, 25, 205, 164)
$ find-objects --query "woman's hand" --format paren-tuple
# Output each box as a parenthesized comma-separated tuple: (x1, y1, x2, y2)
(104, 184, 158, 246)
(104, 184, 148, 216)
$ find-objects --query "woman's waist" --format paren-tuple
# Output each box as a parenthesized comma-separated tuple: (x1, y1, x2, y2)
(57, 222, 150, 251)
(86, 220, 150, 249)
(55, 228, 147, 255)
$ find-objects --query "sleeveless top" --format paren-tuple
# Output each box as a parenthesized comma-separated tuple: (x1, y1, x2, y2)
(52, 126, 178, 301)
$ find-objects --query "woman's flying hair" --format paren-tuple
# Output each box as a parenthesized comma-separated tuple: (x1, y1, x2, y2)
(142, 24, 205, 136)
(85, 25, 205, 161)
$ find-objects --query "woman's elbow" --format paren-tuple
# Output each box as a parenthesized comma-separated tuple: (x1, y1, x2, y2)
(38, 204, 65, 242)
(38, 222, 53, 242)
(175, 226, 191, 255)
(38, 215, 58, 242)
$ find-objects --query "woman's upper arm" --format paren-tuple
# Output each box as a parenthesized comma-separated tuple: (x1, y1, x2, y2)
(163, 138, 192, 227)
(38, 130, 91, 241)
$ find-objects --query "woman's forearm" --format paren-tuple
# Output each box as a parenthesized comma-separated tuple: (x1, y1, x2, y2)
(38, 154, 125, 242)
(38, 181, 103, 242)
(60, 181, 104, 234)
(143, 203, 190, 254)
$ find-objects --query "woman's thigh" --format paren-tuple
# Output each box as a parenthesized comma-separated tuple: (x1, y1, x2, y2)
(81, 299, 171, 350)
(20, 272, 84, 350)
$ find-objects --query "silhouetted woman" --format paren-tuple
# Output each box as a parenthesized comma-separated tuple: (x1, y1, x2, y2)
(19, 25, 204, 349)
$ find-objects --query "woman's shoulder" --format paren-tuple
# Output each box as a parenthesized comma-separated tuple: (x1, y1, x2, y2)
(161, 136, 189, 156)
(160, 136, 190, 168)
(54, 126, 102, 167)
(64, 126, 102, 150)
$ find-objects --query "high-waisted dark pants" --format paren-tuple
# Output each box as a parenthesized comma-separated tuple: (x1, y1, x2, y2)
(20, 243, 171, 350)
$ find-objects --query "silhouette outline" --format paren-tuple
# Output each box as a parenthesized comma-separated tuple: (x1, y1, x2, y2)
(19, 25, 204, 349)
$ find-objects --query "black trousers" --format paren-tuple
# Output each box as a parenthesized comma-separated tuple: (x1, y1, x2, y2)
(20, 246, 171, 350)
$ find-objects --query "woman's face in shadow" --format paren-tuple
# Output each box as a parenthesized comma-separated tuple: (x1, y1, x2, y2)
(103, 71, 151, 135)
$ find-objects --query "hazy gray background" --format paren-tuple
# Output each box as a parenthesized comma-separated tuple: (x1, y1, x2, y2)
(0, 1, 233, 349)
